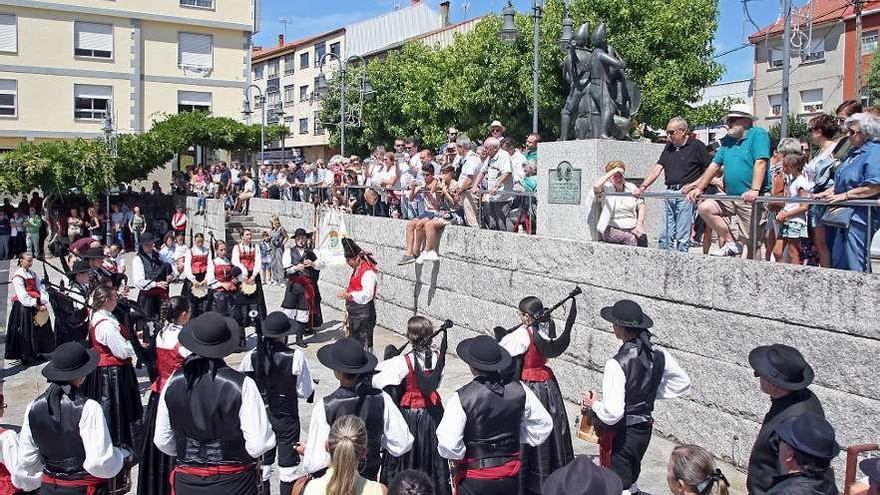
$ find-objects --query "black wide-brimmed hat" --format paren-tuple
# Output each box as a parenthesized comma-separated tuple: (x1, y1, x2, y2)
(542, 456, 623, 495)
(775, 412, 840, 460)
(42, 342, 100, 382)
(861, 458, 880, 484)
(456, 335, 512, 373)
(317, 338, 378, 374)
(81, 247, 106, 260)
(600, 299, 653, 329)
(262, 311, 296, 338)
(293, 228, 311, 238)
(140, 232, 157, 245)
(69, 260, 93, 275)
(179, 312, 241, 359)
(342, 238, 361, 259)
(748, 344, 814, 390)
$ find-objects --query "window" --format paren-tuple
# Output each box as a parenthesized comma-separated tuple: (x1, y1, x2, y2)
(283, 54, 295, 75)
(299, 85, 308, 101)
(314, 111, 324, 135)
(0, 14, 16, 53)
(299, 118, 309, 134)
(863, 30, 878, 54)
(770, 48, 783, 68)
(178, 91, 211, 113)
(254, 63, 264, 80)
(0, 80, 16, 117)
(74, 22, 113, 59)
(267, 60, 279, 78)
(801, 88, 823, 113)
(802, 37, 825, 62)
(300, 51, 309, 69)
(180, 0, 214, 7)
(768, 94, 782, 117)
(330, 42, 340, 57)
(178, 32, 213, 69)
(74, 84, 111, 120)
(314, 41, 326, 66)
(266, 91, 280, 107)
(284, 84, 296, 103)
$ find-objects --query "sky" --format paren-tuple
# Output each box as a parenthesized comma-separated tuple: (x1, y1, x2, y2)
(254, 0, 784, 84)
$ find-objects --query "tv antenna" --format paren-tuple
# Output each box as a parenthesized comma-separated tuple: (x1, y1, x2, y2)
(279, 17, 291, 38)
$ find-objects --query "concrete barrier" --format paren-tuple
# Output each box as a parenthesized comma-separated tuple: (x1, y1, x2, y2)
(186, 196, 880, 473)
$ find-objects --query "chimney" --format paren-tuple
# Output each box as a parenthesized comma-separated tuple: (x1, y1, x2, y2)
(411, 0, 421, 5)
(278, 34, 285, 46)
(440, 1, 451, 26)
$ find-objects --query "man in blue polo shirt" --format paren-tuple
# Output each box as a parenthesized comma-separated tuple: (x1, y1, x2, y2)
(686, 104, 771, 259)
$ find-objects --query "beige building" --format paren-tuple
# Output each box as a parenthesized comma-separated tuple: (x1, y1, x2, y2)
(0, 0, 256, 154)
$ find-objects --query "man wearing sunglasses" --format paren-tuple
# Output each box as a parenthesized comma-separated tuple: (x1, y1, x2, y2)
(440, 127, 459, 155)
(489, 120, 506, 141)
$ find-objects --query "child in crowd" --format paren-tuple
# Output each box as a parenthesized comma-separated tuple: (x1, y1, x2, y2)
(773, 153, 811, 264)
(260, 230, 273, 285)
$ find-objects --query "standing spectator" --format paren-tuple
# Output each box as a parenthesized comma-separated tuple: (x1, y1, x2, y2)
(10, 210, 24, 255)
(269, 216, 288, 284)
(594, 161, 648, 246)
(833, 100, 864, 160)
(219, 161, 232, 191)
(159, 233, 176, 265)
(28, 192, 42, 214)
(24, 207, 42, 257)
(129, 205, 147, 253)
(229, 161, 242, 193)
(636, 117, 709, 252)
(524, 132, 540, 162)
(687, 104, 771, 258)
(439, 127, 459, 155)
(475, 137, 514, 231)
(0, 211, 10, 259)
(454, 136, 482, 227)
(260, 231, 273, 286)
(766, 413, 840, 495)
(86, 207, 103, 241)
(815, 112, 880, 272)
(371, 152, 401, 217)
(747, 344, 825, 495)
(772, 153, 810, 264)
(805, 114, 840, 267)
(502, 138, 527, 187)
(489, 120, 506, 141)
(67, 208, 84, 245)
(1, 198, 11, 217)
(420, 150, 439, 175)
(513, 162, 538, 234)
(171, 205, 187, 235)
(667, 445, 730, 495)
(150, 181, 163, 195)
(110, 204, 126, 250)
(763, 139, 803, 261)
(400, 157, 425, 220)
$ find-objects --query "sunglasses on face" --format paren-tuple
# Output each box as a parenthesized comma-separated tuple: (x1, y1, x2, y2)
(491, 128, 502, 133)
(848, 128, 863, 136)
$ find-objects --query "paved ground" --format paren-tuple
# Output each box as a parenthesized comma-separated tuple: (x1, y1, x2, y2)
(0, 255, 748, 495)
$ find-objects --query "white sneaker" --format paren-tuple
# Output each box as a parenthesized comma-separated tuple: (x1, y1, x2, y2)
(414, 253, 426, 264)
(421, 250, 439, 261)
(709, 241, 743, 257)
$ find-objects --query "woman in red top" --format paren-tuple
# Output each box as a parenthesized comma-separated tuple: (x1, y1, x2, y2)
(372, 316, 451, 495)
(138, 296, 191, 495)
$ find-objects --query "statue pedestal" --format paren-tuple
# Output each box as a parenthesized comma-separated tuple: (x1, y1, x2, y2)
(536, 139, 666, 242)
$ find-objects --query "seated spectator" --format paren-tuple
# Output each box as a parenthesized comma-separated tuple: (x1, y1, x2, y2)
(667, 445, 730, 495)
(419, 164, 463, 262)
(541, 455, 622, 495)
(767, 412, 840, 495)
(398, 165, 441, 265)
(303, 415, 386, 495)
(593, 160, 648, 247)
(235, 171, 255, 215)
(389, 469, 434, 495)
(772, 153, 810, 264)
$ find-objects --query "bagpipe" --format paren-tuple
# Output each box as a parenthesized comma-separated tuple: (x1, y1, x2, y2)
(493, 286, 582, 344)
(382, 319, 453, 404)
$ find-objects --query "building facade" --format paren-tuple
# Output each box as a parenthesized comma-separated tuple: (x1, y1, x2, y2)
(0, 0, 256, 152)
(692, 78, 754, 143)
(842, 1, 880, 102)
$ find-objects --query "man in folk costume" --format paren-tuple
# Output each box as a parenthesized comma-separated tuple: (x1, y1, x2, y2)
(55, 260, 93, 345)
(581, 300, 691, 495)
(183, 233, 212, 317)
(4, 252, 54, 365)
(238, 312, 314, 495)
(301, 338, 413, 480)
(131, 233, 172, 319)
(338, 238, 378, 352)
(281, 228, 324, 331)
(153, 312, 276, 495)
(232, 229, 266, 326)
(206, 241, 241, 320)
(498, 296, 577, 495)
(436, 335, 553, 495)
(0, 382, 38, 494)
(15, 342, 133, 495)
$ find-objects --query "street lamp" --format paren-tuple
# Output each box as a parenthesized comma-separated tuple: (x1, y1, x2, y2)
(274, 105, 287, 163)
(243, 84, 266, 194)
(559, 2, 573, 49)
(496, 0, 544, 134)
(102, 105, 116, 246)
(316, 52, 374, 157)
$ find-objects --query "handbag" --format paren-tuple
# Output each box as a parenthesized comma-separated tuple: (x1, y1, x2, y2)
(290, 474, 312, 495)
(820, 206, 855, 229)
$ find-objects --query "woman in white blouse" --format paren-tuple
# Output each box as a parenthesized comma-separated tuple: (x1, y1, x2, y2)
(3, 252, 54, 365)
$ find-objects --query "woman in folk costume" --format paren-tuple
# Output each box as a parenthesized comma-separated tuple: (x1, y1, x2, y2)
(138, 296, 191, 495)
(5, 252, 54, 365)
(498, 296, 577, 495)
(54, 260, 93, 345)
(372, 316, 451, 495)
(182, 233, 212, 317)
(0, 383, 39, 494)
(206, 240, 241, 320)
(232, 228, 266, 326)
(337, 238, 378, 352)
(83, 285, 145, 464)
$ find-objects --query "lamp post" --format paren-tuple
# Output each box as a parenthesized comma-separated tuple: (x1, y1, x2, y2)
(102, 105, 117, 246)
(242, 84, 266, 194)
(315, 52, 375, 157)
(274, 105, 287, 163)
(498, 0, 545, 134)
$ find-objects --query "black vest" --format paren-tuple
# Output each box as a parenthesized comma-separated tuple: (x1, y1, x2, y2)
(613, 340, 666, 425)
(323, 384, 385, 477)
(138, 251, 167, 282)
(28, 385, 90, 479)
(458, 378, 526, 460)
(164, 360, 254, 466)
(251, 342, 299, 418)
(288, 247, 319, 281)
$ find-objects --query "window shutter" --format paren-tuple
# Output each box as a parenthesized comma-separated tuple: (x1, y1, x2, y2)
(75, 84, 112, 100)
(0, 14, 16, 52)
(801, 89, 822, 104)
(179, 33, 213, 68)
(178, 91, 212, 107)
(0, 79, 15, 92)
(75, 22, 113, 53)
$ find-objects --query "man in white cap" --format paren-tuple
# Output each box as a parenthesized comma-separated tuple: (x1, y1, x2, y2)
(489, 120, 506, 141)
(686, 103, 772, 259)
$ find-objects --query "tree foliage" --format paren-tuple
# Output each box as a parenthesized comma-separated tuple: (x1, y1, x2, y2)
(320, 0, 721, 155)
(868, 52, 880, 105)
(769, 114, 811, 146)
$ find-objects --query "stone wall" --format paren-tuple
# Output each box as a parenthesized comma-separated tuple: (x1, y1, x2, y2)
(188, 197, 880, 472)
(186, 197, 227, 243)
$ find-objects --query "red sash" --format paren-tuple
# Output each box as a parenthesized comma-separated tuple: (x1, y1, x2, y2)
(289, 274, 318, 326)
(521, 328, 553, 383)
(151, 344, 184, 393)
(12, 275, 40, 303)
(598, 429, 617, 468)
(191, 253, 208, 274)
(41, 473, 106, 495)
(89, 319, 132, 367)
(169, 464, 253, 495)
(400, 354, 441, 409)
(452, 457, 520, 489)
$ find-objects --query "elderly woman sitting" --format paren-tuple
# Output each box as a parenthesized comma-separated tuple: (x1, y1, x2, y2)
(593, 160, 648, 246)
(815, 112, 880, 271)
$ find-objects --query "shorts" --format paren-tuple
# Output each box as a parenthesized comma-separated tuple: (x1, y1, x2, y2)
(417, 211, 436, 220)
(779, 220, 808, 239)
(716, 200, 766, 243)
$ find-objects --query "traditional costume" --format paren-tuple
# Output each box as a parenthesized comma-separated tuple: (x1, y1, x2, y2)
(232, 239, 266, 326)
(373, 330, 451, 495)
(15, 343, 130, 495)
(589, 300, 691, 493)
(4, 263, 53, 365)
(154, 312, 276, 495)
(50, 260, 92, 346)
(301, 338, 413, 480)
(238, 312, 313, 495)
(131, 233, 171, 319)
(206, 254, 240, 320)
(498, 298, 576, 495)
(0, 423, 32, 494)
(766, 413, 839, 495)
(137, 322, 191, 495)
(281, 229, 323, 330)
(183, 245, 211, 317)
(436, 335, 553, 495)
(341, 239, 377, 352)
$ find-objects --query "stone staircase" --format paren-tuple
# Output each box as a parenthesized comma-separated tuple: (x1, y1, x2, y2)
(225, 215, 261, 244)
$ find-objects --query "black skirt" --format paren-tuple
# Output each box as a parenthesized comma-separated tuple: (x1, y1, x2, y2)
(519, 377, 574, 495)
(138, 392, 174, 495)
(82, 363, 145, 451)
(137, 293, 165, 320)
(172, 469, 258, 495)
(182, 279, 212, 318)
(234, 275, 266, 319)
(4, 301, 54, 364)
(380, 405, 451, 495)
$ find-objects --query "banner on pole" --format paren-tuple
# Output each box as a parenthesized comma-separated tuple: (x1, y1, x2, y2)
(316, 207, 348, 267)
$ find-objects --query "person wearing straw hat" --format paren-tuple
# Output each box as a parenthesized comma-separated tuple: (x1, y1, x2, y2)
(766, 412, 839, 495)
(4, 251, 54, 366)
(282, 228, 324, 332)
(154, 312, 276, 495)
(338, 238, 378, 352)
(746, 344, 825, 495)
(581, 300, 691, 495)
(15, 342, 132, 495)
(436, 335, 553, 495)
(301, 338, 413, 481)
(131, 232, 172, 319)
(238, 312, 314, 495)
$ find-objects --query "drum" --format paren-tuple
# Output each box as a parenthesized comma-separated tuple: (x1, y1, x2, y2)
(241, 280, 258, 296)
(191, 283, 209, 299)
(108, 467, 132, 495)
(34, 307, 50, 327)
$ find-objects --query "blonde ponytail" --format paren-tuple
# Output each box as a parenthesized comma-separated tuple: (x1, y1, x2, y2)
(326, 415, 367, 495)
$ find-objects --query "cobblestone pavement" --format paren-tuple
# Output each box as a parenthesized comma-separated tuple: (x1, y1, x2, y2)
(0, 256, 747, 494)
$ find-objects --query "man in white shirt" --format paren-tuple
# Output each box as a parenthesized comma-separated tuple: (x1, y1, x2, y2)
(399, 159, 425, 220)
(454, 136, 483, 227)
(337, 238, 378, 352)
(502, 138, 528, 186)
(473, 137, 513, 231)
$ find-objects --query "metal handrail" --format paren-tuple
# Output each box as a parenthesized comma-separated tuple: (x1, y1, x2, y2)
(253, 181, 540, 198)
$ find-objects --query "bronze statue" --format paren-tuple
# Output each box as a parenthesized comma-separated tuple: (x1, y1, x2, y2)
(560, 22, 591, 141)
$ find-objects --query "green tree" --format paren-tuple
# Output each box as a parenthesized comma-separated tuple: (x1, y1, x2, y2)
(768, 114, 811, 146)
(868, 52, 880, 105)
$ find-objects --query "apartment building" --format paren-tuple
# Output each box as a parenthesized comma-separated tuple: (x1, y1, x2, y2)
(0, 0, 255, 151)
